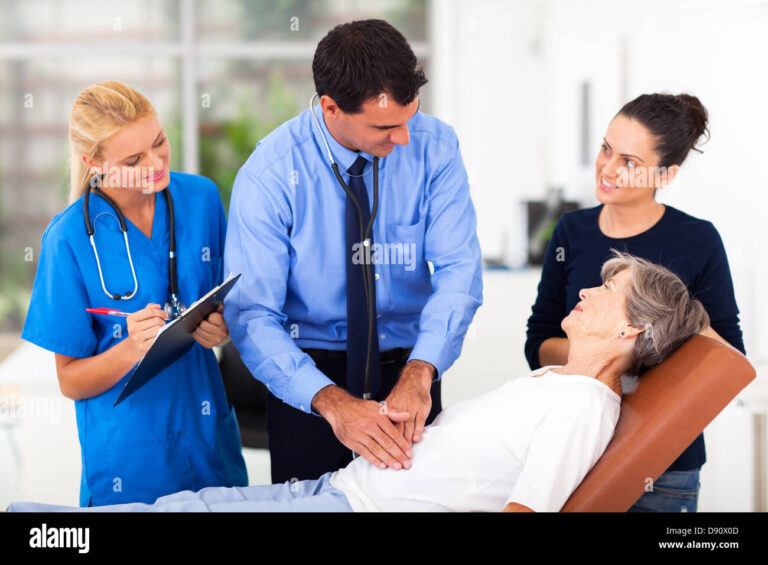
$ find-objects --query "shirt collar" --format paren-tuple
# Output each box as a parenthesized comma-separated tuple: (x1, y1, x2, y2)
(309, 106, 387, 175)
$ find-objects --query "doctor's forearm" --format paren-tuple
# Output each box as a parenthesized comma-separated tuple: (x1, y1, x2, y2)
(54, 338, 142, 401)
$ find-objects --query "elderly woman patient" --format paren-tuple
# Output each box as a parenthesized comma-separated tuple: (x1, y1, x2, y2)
(9, 251, 709, 513)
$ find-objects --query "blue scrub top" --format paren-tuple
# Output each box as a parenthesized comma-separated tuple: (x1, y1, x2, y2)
(22, 171, 248, 506)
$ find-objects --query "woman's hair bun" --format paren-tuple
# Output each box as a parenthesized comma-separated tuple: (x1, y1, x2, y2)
(676, 93, 710, 148)
(619, 92, 710, 167)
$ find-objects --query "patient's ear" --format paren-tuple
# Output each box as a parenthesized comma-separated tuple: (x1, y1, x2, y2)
(620, 324, 645, 340)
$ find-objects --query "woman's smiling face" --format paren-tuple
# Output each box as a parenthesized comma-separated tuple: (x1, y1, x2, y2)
(85, 114, 171, 194)
(595, 114, 675, 205)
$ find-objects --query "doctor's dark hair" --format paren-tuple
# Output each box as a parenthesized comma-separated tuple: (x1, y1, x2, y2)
(600, 250, 710, 376)
(618, 93, 709, 168)
(312, 19, 427, 113)
(68, 81, 156, 203)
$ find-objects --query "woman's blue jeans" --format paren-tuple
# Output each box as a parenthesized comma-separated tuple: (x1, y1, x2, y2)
(628, 468, 701, 512)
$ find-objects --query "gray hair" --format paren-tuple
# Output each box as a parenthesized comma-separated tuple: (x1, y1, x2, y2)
(601, 250, 710, 375)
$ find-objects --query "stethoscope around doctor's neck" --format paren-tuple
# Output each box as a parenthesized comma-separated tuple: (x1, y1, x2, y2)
(310, 92, 381, 399)
(82, 174, 186, 320)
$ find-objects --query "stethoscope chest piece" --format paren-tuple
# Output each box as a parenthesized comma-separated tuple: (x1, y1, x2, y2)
(164, 295, 186, 320)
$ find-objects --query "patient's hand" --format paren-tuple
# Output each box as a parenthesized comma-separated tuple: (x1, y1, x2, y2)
(384, 359, 435, 448)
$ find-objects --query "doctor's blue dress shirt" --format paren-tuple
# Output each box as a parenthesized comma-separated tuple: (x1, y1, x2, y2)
(22, 172, 248, 506)
(223, 107, 484, 414)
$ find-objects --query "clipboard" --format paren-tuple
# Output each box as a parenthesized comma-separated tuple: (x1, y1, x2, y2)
(114, 272, 242, 406)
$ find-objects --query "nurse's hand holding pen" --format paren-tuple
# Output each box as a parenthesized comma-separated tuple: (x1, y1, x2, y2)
(126, 303, 230, 358)
(126, 304, 168, 359)
(56, 303, 167, 401)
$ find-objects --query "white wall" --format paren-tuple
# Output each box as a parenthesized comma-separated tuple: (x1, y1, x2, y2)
(430, 0, 547, 265)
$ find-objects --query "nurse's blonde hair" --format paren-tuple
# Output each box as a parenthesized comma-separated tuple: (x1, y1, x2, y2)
(68, 80, 156, 203)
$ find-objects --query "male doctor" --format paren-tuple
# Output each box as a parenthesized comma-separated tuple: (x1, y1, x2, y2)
(223, 19, 483, 483)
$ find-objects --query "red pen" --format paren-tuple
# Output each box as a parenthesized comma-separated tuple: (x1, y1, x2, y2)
(86, 307, 131, 317)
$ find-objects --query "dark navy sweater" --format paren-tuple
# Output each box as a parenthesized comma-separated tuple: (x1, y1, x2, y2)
(525, 204, 745, 471)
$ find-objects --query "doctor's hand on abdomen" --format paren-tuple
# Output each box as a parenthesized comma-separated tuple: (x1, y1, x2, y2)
(311, 385, 414, 472)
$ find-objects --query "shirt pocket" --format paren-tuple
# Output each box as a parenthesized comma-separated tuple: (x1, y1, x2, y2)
(385, 217, 427, 281)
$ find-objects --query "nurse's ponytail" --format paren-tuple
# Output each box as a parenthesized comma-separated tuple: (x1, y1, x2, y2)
(68, 81, 156, 203)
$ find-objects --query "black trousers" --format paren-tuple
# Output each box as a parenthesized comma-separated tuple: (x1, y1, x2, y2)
(266, 347, 442, 484)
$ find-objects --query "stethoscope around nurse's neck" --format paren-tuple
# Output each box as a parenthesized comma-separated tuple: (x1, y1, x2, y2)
(82, 173, 186, 320)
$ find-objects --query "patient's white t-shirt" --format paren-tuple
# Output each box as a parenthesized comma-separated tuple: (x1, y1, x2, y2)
(329, 367, 621, 512)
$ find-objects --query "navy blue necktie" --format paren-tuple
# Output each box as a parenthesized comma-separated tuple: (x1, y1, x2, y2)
(345, 155, 381, 398)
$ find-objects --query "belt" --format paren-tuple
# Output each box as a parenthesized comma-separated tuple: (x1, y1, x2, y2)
(301, 347, 413, 365)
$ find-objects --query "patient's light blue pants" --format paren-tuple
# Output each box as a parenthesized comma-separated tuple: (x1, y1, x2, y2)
(7, 472, 353, 512)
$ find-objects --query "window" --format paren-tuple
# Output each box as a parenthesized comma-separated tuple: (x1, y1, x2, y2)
(0, 0, 428, 332)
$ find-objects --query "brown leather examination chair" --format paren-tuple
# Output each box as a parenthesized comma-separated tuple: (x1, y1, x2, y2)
(561, 335, 756, 512)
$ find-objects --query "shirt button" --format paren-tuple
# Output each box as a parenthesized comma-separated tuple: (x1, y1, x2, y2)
(380, 333, 386, 340)
(299, 405, 305, 412)
(376, 314, 382, 319)
(374, 273, 380, 280)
